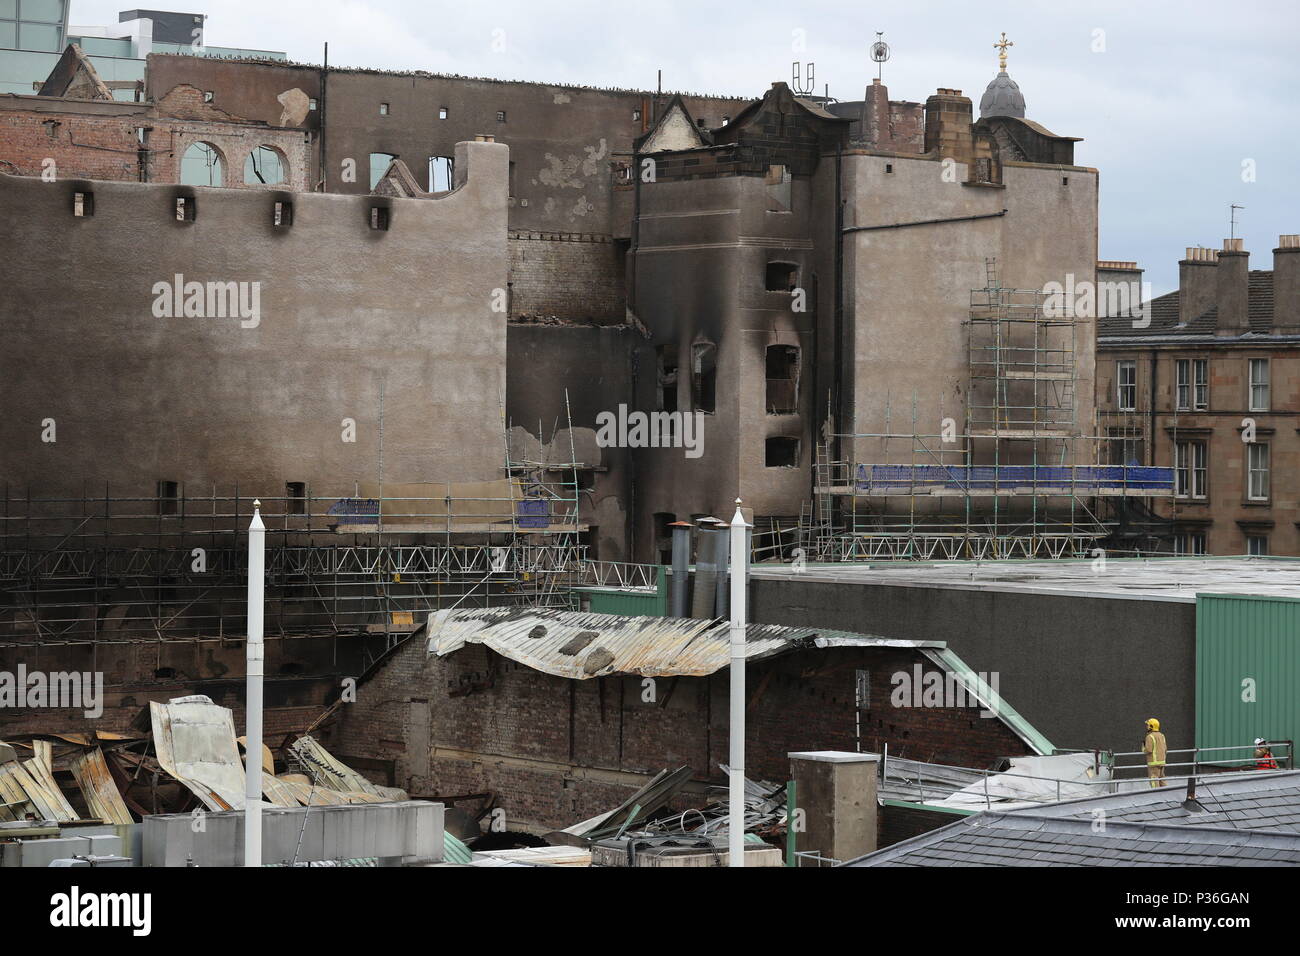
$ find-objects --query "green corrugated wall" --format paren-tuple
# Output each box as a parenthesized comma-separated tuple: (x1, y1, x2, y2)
(1196, 593, 1300, 760)
(577, 566, 668, 617)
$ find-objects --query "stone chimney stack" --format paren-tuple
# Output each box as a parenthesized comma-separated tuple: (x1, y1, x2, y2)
(1179, 247, 1219, 327)
(1216, 238, 1249, 335)
(863, 78, 890, 149)
(924, 89, 973, 166)
(1274, 235, 1300, 332)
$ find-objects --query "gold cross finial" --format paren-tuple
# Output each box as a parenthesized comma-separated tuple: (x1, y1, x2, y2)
(995, 32, 1013, 71)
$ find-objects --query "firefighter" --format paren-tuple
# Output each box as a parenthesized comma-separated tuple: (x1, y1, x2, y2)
(1254, 737, 1278, 771)
(1143, 717, 1167, 788)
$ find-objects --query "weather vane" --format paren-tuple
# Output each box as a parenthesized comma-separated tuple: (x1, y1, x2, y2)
(995, 31, 1013, 71)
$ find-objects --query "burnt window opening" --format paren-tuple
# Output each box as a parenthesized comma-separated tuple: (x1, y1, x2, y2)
(429, 155, 455, 192)
(766, 261, 798, 292)
(615, 161, 633, 184)
(496, 110, 507, 123)
(438, 107, 448, 120)
(508, 160, 517, 198)
(722, 115, 730, 125)
(370, 206, 390, 231)
(379, 102, 390, 115)
(136, 126, 151, 145)
(765, 344, 800, 414)
(575, 469, 596, 491)
(632, 108, 641, 121)
(308, 98, 317, 110)
(885, 163, 893, 173)
(691, 342, 717, 415)
(765, 437, 800, 468)
(1062, 176, 1069, 186)
(766, 164, 792, 212)
(286, 481, 307, 515)
(696, 117, 707, 128)
(202, 90, 214, 103)
(175, 196, 196, 221)
(157, 480, 180, 515)
(73, 191, 94, 217)
(657, 344, 679, 413)
(273, 200, 293, 227)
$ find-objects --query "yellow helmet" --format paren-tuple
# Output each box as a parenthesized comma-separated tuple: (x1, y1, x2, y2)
(1146, 717, 1160, 731)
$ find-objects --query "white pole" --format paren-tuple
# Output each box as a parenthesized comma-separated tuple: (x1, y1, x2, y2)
(244, 499, 265, 868)
(728, 497, 749, 867)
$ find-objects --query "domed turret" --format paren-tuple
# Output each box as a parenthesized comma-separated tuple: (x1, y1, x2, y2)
(980, 32, 1026, 119)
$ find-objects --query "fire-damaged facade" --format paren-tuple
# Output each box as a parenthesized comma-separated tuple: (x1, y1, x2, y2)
(325, 608, 1046, 832)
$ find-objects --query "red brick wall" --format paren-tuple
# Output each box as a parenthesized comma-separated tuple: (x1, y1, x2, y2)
(0, 109, 151, 182)
(331, 637, 1031, 832)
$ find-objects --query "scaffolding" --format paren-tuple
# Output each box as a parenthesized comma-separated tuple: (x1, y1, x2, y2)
(805, 260, 1175, 561)
(1, 412, 588, 648)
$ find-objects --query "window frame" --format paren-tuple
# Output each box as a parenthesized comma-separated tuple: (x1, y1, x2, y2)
(1117, 359, 1137, 412)
(1247, 441, 1270, 502)
(1175, 438, 1207, 500)
(1249, 358, 1270, 412)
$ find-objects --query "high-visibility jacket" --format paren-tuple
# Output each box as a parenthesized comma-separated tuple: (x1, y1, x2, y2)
(1144, 731, 1167, 766)
(1255, 748, 1278, 770)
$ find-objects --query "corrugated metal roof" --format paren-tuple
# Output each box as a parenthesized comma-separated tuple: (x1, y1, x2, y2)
(426, 607, 937, 679)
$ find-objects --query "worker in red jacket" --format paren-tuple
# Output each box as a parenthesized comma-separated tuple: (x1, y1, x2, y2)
(1254, 738, 1278, 771)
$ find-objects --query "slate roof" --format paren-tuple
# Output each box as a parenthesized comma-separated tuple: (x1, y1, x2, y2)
(844, 810, 1300, 867)
(1098, 271, 1277, 339)
(1010, 769, 1300, 833)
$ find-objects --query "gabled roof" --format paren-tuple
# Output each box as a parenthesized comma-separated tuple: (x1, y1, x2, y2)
(38, 45, 113, 101)
(845, 809, 1300, 866)
(371, 157, 431, 198)
(633, 94, 709, 154)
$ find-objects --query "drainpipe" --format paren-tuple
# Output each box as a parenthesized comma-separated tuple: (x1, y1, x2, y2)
(244, 500, 265, 868)
(669, 520, 692, 617)
(318, 43, 328, 191)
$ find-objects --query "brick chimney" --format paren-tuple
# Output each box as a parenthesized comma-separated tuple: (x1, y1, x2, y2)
(1216, 238, 1249, 335)
(863, 78, 890, 149)
(924, 89, 973, 166)
(1274, 235, 1300, 331)
(1179, 247, 1218, 326)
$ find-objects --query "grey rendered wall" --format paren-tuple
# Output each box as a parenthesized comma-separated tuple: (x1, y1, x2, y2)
(0, 139, 509, 497)
(750, 576, 1195, 757)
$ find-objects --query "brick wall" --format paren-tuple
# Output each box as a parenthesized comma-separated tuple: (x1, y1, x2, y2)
(0, 109, 148, 182)
(508, 231, 626, 324)
(331, 637, 1032, 832)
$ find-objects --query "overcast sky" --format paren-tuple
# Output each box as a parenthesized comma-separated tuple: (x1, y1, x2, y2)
(73, 0, 1300, 293)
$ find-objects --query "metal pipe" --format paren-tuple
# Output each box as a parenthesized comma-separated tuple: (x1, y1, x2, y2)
(669, 521, 691, 617)
(728, 498, 750, 867)
(714, 517, 730, 619)
(691, 522, 719, 618)
(244, 500, 265, 867)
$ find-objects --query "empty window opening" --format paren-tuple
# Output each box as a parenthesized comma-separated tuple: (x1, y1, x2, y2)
(157, 480, 180, 515)
(766, 164, 792, 212)
(765, 437, 800, 468)
(696, 117, 707, 128)
(72, 191, 93, 217)
(429, 155, 454, 192)
(244, 145, 286, 185)
(496, 110, 507, 122)
(885, 163, 893, 173)
(657, 344, 678, 413)
(370, 206, 390, 231)
(691, 342, 717, 414)
(368, 152, 396, 190)
(286, 481, 307, 515)
(273, 200, 293, 227)
(308, 98, 317, 110)
(438, 106, 448, 120)
(766, 261, 798, 292)
(1061, 176, 1069, 186)
(722, 115, 730, 125)
(575, 469, 595, 491)
(632, 108, 641, 121)
(175, 195, 196, 221)
(509, 160, 516, 198)
(203, 90, 214, 103)
(180, 141, 222, 187)
(765, 344, 800, 414)
(379, 102, 390, 115)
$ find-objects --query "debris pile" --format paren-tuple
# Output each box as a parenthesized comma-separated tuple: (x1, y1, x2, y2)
(0, 695, 405, 826)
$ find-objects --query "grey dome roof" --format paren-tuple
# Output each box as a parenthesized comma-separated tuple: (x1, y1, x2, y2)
(979, 70, 1025, 119)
